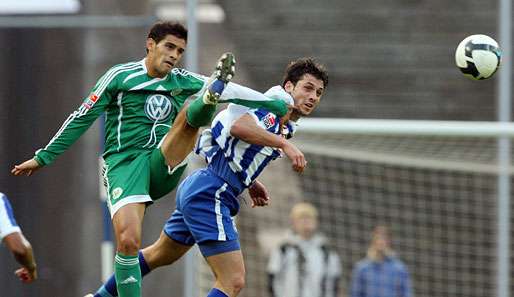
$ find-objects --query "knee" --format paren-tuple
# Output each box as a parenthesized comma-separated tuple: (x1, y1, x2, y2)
(117, 230, 141, 254)
(229, 274, 246, 294)
(234, 276, 245, 293)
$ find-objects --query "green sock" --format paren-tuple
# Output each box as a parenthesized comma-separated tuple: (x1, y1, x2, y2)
(114, 253, 141, 297)
(186, 97, 217, 128)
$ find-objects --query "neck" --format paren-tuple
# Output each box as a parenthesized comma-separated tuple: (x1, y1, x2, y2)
(290, 110, 301, 122)
(145, 58, 166, 78)
(299, 234, 313, 240)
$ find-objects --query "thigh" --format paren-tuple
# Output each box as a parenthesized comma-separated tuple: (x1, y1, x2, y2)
(205, 250, 245, 280)
(148, 148, 188, 200)
(142, 231, 192, 269)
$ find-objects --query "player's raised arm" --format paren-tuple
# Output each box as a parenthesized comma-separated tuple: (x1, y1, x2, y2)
(230, 113, 306, 173)
(11, 65, 119, 176)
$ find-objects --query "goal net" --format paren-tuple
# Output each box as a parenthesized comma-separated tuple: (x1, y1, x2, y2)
(191, 118, 513, 297)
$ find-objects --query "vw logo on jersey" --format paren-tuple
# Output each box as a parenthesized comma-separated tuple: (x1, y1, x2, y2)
(145, 94, 173, 121)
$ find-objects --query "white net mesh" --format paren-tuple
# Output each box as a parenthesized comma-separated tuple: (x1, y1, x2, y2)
(193, 131, 512, 297)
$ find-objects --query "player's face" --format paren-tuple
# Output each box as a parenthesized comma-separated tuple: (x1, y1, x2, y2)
(146, 34, 186, 78)
(285, 74, 324, 116)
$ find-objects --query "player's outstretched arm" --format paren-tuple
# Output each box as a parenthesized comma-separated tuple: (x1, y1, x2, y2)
(230, 114, 306, 173)
(11, 158, 41, 176)
(3, 232, 37, 283)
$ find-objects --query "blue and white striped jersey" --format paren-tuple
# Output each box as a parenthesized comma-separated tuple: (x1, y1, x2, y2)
(196, 86, 297, 190)
(0, 193, 20, 241)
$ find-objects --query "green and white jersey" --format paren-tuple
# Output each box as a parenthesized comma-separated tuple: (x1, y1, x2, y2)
(35, 59, 206, 166)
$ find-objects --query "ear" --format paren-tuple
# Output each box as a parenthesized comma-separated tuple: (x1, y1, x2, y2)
(146, 38, 156, 53)
(284, 81, 295, 93)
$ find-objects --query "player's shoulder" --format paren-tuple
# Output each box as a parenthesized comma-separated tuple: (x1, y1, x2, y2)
(0, 192, 7, 203)
(0, 192, 15, 218)
(103, 60, 145, 79)
(95, 60, 145, 89)
(354, 258, 373, 272)
(171, 68, 206, 81)
(389, 256, 408, 271)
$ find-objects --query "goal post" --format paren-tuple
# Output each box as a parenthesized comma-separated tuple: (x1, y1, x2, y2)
(298, 118, 514, 137)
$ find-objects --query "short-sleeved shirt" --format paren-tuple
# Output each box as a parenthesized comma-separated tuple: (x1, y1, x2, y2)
(0, 193, 21, 241)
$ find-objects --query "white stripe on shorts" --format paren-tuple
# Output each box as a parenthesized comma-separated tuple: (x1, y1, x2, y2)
(109, 195, 152, 218)
(214, 183, 228, 241)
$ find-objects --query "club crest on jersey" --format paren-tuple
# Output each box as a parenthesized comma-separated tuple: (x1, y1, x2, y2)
(263, 113, 276, 129)
(111, 187, 123, 200)
(82, 93, 99, 110)
(145, 94, 173, 121)
(170, 88, 183, 97)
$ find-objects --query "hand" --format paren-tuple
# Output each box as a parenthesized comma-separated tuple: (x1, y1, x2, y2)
(281, 141, 307, 173)
(11, 159, 41, 176)
(248, 180, 270, 208)
(15, 266, 37, 283)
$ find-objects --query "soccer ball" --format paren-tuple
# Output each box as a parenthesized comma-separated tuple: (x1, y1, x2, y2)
(455, 34, 501, 80)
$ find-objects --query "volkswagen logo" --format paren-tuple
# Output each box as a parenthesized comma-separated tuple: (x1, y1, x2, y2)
(145, 94, 173, 121)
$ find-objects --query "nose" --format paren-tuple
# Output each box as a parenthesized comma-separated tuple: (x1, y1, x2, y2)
(309, 93, 319, 103)
(170, 49, 179, 60)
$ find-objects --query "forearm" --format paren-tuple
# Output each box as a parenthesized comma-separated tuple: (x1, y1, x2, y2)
(14, 243, 36, 271)
(5, 233, 36, 271)
(35, 107, 101, 166)
(235, 126, 286, 148)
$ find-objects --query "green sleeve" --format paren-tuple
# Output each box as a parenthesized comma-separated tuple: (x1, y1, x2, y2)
(220, 83, 290, 117)
(34, 69, 117, 166)
(173, 69, 207, 106)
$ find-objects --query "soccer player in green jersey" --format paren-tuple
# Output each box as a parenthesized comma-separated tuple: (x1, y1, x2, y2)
(11, 22, 288, 297)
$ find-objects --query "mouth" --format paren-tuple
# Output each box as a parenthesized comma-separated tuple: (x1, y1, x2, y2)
(304, 103, 314, 109)
(164, 61, 174, 68)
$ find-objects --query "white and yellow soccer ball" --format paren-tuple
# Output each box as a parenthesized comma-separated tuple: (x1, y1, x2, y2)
(455, 34, 501, 80)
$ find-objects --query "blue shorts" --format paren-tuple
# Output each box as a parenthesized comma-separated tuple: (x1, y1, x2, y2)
(163, 168, 241, 257)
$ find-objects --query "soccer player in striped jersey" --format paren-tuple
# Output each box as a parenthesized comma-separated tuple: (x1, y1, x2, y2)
(11, 22, 288, 297)
(0, 192, 37, 283)
(88, 58, 328, 297)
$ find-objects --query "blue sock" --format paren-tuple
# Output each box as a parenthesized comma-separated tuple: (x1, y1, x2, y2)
(207, 288, 229, 297)
(94, 251, 151, 297)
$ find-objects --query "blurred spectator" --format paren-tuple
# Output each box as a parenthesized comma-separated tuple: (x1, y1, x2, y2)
(267, 202, 341, 297)
(0, 192, 37, 283)
(350, 225, 412, 297)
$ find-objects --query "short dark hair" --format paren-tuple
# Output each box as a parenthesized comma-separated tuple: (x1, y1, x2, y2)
(147, 21, 188, 44)
(282, 58, 328, 88)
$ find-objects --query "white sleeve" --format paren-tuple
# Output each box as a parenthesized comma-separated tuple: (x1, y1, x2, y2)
(267, 247, 284, 274)
(328, 252, 342, 277)
(0, 194, 21, 242)
(220, 82, 276, 102)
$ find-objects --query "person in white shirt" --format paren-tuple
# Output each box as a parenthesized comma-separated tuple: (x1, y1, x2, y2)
(268, 202, 341, 297)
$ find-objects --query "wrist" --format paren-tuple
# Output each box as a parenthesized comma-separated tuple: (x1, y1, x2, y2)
(26, 263, 36, 272)
(277, 137, 288, 149)
(33, 155, 46, 167)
